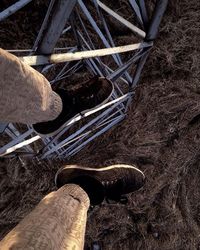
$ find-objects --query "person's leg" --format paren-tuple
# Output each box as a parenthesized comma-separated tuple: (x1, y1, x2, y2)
(0, 48, 62, 124)
(0, 164, 145, 250)
(0, 184, 90, 250)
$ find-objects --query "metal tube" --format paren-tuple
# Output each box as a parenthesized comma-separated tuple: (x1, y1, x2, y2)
(0, 123, 8, 134)
(137, 0, 149, 29)
(145, 0, 168, 41)
(36, 0, 77, 54)
(0, 0, 32, 21)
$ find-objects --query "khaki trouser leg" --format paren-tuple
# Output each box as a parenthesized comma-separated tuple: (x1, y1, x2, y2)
(0, 184, 90, 250)
(0, 48, 62, 124)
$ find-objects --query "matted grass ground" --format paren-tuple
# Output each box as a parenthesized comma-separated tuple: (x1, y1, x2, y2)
(0, 0, 200, 249)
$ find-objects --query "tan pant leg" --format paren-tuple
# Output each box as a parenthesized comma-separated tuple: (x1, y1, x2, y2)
(0, 48, 62, 124)
(0, 184, 90, 250)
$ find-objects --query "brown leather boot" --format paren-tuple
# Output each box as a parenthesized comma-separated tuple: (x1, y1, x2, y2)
(33, 77, 113, 136)
(55, 164, 145, 205)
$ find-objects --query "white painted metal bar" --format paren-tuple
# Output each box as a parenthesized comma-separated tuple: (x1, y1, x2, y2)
(41, 47, 77, 75)
(41, 96, 128, 158)
(6, 124, 33, 152)
(0, 135, 40, 157)
(83, 94, 130, 117)
(97, 0, 145, 38)
(67, 115, 125, 158)
(0, 129, 34, 155)
(19, 42, 152, 66)
(61, 26, 72, 35)
(56, 114, 124, 158)
(58, 114, 124, 158)
(7, 47, 74, 53)
(1, 91, 128, 159)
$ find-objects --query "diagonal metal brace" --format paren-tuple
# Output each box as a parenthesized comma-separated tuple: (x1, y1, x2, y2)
(36, 0, 77, 55)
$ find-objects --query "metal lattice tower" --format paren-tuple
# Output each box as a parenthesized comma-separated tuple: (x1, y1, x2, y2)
(0, 0, 168, 159)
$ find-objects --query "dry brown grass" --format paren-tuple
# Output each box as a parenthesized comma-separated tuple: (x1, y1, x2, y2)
(0, 0, 200, 249)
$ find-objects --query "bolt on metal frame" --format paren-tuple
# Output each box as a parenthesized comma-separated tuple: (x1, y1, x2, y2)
(0, 0, 168, 159)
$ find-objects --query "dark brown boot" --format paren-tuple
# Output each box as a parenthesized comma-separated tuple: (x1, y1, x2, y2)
(55, 164, 145, 205)
(32, 77, 113, 136)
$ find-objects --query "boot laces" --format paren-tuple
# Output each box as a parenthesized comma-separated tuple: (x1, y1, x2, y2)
(102, 179, 117, 187)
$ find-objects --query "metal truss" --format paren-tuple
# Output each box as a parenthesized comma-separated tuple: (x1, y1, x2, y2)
(0, 0, 168, 159)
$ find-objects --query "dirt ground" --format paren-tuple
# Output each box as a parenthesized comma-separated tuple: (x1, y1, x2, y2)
(0, 0, 200, 249)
